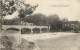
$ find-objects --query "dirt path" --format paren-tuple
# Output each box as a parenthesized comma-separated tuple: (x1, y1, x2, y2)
(35, 33, 80, 50)
(22, 32, 76, 41)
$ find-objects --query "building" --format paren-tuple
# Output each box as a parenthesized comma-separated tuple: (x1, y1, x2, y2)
(62, 21, 80, 32)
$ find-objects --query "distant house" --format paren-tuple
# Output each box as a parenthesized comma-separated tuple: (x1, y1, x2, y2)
(62, 21, 80, 32)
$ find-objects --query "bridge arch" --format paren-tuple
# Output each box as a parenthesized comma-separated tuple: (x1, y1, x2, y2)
(6, 28, 20, 31)
(33, 28, 40, 33)
(21, 28, 31, 34)
(41, 28, 48, 33)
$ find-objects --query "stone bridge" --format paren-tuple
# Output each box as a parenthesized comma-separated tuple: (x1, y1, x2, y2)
(2, 25, 50, 33)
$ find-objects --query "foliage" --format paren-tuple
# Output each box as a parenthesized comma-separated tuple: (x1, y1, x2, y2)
(24, 13, 48, 26)
(0, 0, 38, 20)
(18, 38, 36, 50)
(18, 3, 38, 19)
(0, 0, 16, 16)
(0, 36, 13, 50)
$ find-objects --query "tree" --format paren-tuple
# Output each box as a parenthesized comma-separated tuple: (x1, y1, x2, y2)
(24, 13, 48, 26)
(62, 18, 68, 22)
(18, 3, 38, 22)
(48, 14, 61, 32)
(0, 0, 38, 26)
(48, 14, 60, 24)
(0, 0, 17, 16)
(0, 0, 17, 29)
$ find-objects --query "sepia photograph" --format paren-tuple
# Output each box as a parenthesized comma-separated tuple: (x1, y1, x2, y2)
(0, 0, 80, 50)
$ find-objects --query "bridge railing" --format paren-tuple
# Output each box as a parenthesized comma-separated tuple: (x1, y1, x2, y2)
(2, 25, 49, 29)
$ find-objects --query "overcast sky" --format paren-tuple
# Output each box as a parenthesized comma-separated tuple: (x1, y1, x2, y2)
(4, 0, 80, 21)
(24, 0, 80, 21)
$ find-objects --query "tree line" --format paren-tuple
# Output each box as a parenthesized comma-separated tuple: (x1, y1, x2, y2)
(3, 13, 80, 33)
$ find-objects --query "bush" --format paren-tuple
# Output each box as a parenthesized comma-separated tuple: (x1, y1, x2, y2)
(0, 36, 13, 50)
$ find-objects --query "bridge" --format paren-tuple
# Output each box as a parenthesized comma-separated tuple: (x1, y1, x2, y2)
(2, 25, 50, 33)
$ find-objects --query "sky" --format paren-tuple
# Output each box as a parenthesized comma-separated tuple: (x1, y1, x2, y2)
(24, 0, 80, 21)
(4, 0, 80, 21)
